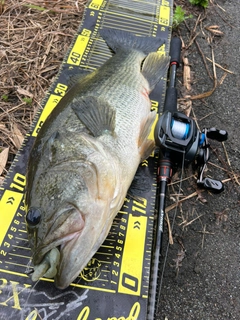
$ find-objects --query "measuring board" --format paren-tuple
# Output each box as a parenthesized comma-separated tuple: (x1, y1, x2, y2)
(0, 0, 173, 319)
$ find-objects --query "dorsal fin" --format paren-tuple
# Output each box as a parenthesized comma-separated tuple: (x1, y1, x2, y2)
(100, 28, 165, 54)
(141, 54, 169, 90)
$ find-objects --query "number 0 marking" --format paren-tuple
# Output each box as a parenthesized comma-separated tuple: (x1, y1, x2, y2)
(118, 214, 147, 296)
(122, 273, 139, 292)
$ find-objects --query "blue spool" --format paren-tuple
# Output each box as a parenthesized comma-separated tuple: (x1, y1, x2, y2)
(171, 119, 190, 140)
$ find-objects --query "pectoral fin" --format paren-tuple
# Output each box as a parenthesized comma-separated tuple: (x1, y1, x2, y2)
(71, 96, 116, 137)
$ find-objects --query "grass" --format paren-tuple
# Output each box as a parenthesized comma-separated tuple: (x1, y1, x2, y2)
(173, 5, 193, 28)
(189, 0, 209, 8)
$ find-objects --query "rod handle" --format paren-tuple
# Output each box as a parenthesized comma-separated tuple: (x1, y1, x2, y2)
(170, 37, 182, 66)
(163, 87, 178, 113)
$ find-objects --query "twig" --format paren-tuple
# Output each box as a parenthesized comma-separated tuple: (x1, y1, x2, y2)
(208, 161, 240, 180)
(166, 192, 198, 213)
(196, 224, 215, 249)
(218, 72, 228, 85)
(222, 142, 240, 186)
(165, 212, 174, 245)
(190, 48, 220, 100)
(184, 15, 213, 80)
(191, 107, 201, 131)
(169, 174, 196, 186)
(206, 58, 234, 74)
(195, 39, 213, 80)
(180, 213, 205, 229)
(199, 112, 215, 121)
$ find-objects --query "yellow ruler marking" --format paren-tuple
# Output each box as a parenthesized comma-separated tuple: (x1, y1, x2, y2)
(159, 5, 170, 26)
(67, 29, 92, 66)
(88, 0, 104, 10)
(32, 94, 62, 137)
(100, 10, 155, 25)
(148, 114, 158, 141)
(70, 283, 116, 293)
(162, 0, 170, 6)
(18, 229, 27, 233)
(158, 43, 166, 55)
(118, 214, 147, 296)
(0, 268, 28, 278)
(0, 190, 23, 246)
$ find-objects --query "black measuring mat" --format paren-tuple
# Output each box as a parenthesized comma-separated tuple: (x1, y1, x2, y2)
(0, 0, 173, 318)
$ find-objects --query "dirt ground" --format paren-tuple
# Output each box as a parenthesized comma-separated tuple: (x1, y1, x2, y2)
(0, 0, 239, 319)
(157, 1, 240, 319)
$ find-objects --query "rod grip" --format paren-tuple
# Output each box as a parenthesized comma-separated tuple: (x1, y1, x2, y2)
(163, 87, 178, 113)
(170, 37, 182, 66)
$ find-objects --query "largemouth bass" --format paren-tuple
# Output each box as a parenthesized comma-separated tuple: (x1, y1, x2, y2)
(25, 28, 169, 289)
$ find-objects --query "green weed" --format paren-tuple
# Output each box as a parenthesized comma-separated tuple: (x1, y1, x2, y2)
(1, 94, 8, 102)
(173, 6, 193, 28)
(23, 97, 33, 105)
(189, 0, 209, 8)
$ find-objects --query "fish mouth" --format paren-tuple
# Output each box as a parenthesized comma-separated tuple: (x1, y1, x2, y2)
(31, 205, 85, 284)
(53, 214, 114, 290)
(31, 232, 81, 284)
(30, 203, 114, 289)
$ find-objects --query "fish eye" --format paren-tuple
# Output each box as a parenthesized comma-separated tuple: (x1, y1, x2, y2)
(26, 207, 42, 226)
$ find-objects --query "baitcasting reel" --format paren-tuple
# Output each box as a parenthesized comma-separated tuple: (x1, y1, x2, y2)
(154, 36, 228, 193)
(155, 110, 228, 193)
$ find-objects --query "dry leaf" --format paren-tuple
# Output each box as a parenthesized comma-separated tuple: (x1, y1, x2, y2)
(182, 56, 192, 91)
(214, 209, 229, 225)
(205, 25, 224, 36)
(172, 248, 186, 276)
(12, 123, 24, 149)
(0, 148, 9, 175)
(196, 189, 208, 203)
(16, 87, 33, 98)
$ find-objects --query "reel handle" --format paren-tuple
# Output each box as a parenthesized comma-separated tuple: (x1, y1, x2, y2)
(197, 178, 224, 193)
(206, 127, 228, 142)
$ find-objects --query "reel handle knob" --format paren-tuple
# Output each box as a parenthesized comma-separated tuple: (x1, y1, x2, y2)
(206, 128, 228, 142)
(197, 177, 224, 193)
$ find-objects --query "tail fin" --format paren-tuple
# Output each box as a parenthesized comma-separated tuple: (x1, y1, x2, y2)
(100, 28, 165, 54)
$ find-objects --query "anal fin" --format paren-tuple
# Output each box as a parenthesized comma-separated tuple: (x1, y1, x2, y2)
(138, 111, 156, 161)
(71, 96, 116, 137)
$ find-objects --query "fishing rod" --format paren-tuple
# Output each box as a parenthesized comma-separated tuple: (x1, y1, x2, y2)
(147, 37, 228, 320)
